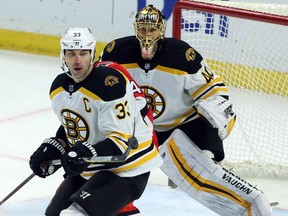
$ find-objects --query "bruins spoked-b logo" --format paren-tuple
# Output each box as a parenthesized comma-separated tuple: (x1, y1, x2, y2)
(106, 41, 115, 53)
(61, 109, 89, 145)
(105, 75, 119, 86)
(141, 85, 165, 119)
(185, 48, 196, 61)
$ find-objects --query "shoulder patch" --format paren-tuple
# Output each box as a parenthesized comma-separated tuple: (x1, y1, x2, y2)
(104, 75, 119, 86)
(106, 41, 116, 53)
(186, 48, 196, 61)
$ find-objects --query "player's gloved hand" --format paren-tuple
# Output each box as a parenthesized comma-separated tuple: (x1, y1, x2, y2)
(61, 141, 97, 176)
(29, 137, 66, 178)
(193, 95, 236, 140)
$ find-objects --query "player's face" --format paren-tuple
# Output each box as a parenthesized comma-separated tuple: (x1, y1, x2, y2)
(136, 25, 160, 60)
(138, 26, 160, 42)
(64, 50, 92, 82)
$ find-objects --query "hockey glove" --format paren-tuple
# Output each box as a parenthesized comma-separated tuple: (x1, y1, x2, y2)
(193, 95, 236, 140)
(61, 141, 97, 176)
(29, 137, 66, 178)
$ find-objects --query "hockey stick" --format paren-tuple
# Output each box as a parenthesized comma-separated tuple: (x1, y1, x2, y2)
(0, 137, 138, 206)
(50, 115, 138, 165)
(0, 173, 36, 206)
(48, 136, 139, 165)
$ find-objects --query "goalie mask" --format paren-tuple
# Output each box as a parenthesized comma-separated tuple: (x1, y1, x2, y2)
(134, 5, 166, 60)
(60, 27, 96, 76)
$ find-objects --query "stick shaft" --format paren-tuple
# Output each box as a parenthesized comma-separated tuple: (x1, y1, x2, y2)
(49, 137, 137, 165)
(0, 173, 36, 206)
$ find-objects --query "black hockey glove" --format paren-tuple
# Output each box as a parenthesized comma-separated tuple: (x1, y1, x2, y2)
(61, 141, 97, 176)
(29, 137, 66, 178)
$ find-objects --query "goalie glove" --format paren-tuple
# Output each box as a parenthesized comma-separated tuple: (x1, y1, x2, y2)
(193, 95, 236, 140)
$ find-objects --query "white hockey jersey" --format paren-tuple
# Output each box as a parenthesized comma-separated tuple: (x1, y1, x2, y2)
(49, 63, 162, 178)
(101, 36, 230, 132)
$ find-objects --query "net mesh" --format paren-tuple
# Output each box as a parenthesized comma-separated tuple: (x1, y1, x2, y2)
(174, 0, 288, 178)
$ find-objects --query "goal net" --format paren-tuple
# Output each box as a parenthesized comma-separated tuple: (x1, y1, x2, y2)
(173, 0, 288, 178)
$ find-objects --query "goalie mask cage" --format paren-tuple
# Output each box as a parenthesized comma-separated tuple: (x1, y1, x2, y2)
(173, 0, 288, 178)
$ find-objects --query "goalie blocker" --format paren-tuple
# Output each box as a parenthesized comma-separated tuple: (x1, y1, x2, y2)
(159, 129, 272, 216)
(193, 95, 236, 140)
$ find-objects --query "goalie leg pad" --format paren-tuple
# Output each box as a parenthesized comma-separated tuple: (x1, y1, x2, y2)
(159, 129, 272, 216)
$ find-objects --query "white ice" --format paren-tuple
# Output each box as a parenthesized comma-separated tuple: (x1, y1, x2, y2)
(0, 50, 287, 216)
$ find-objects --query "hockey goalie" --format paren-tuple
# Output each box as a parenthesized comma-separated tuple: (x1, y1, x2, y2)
(159, 129, 272, 216)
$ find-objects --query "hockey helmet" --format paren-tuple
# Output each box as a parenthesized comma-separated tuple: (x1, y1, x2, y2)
(134, 5, 166, 60)
(60, 27, 96, 71)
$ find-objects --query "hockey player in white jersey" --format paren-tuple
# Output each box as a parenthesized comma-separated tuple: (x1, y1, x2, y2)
(29, 27, 162, 216)
(100, 4, 273, 216)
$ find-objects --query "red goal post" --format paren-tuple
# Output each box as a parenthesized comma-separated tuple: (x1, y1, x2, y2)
(172, 0, 288, 178)
(173, 0, 288, 39)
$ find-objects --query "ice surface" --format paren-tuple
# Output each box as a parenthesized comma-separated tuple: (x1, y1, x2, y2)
(0, 50, 287, 215)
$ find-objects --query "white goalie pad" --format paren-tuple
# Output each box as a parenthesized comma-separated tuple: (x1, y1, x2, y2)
(159, 129, 272, 216)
